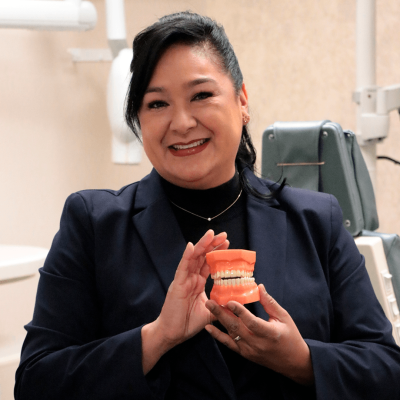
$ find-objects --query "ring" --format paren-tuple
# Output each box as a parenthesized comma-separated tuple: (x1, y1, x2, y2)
(233, 335, 241, 342)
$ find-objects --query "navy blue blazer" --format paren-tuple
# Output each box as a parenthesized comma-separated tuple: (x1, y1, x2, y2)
(16, 169, 400, 399)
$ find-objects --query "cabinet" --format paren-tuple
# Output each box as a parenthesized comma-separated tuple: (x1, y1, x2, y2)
(0, 245, 47, 400)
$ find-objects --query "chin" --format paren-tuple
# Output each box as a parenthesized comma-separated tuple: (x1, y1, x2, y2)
(165, 168, 214, 189)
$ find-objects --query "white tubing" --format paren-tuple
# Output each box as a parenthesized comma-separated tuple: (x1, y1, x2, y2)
(0, 1, 97, 31)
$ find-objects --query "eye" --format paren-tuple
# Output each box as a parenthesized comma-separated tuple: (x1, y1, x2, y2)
(147, 100, 168, 109)
(192, 91, 213, 101)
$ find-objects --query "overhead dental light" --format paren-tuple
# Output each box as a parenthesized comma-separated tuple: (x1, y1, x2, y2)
(0, 0, 97, 31)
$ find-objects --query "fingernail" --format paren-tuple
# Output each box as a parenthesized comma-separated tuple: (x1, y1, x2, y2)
(227, 303, 235, 311)
(260, 284, 267, 295)
(204, 325, 211, 333)
(206, 302, 215, 311)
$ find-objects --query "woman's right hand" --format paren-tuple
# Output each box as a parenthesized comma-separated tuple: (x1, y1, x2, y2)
(141, 230, 229, 374)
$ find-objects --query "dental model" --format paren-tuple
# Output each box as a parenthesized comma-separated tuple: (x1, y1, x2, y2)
(206, 249, 260, 305)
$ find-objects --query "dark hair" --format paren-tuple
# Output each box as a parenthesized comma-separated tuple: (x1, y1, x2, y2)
(125, 11, 284, 199)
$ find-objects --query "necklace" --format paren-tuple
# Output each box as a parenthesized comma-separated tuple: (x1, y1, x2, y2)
(169, 189, 243, 222)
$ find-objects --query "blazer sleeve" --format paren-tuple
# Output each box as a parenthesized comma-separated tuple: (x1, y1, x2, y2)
(15, 193, 171, 400)
(304, 196, 400, 400)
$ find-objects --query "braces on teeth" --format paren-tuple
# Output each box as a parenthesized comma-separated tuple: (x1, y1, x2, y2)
(213, 277, 256, 286)
(211, 270, 253, 279)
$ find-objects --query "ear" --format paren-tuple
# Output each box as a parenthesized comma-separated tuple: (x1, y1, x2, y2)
(239, 82, 249, 113)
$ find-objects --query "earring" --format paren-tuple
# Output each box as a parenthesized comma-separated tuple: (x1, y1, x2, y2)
(243, 115, 249, 124)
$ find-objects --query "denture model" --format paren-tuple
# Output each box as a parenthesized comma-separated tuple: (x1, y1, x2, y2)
(206, 249, 260, 305)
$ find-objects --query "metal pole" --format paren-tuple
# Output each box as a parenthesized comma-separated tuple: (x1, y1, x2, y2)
(356, 0, 377, 188)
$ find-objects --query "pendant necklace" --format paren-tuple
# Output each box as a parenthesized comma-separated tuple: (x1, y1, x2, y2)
(169, 189, 243, 222)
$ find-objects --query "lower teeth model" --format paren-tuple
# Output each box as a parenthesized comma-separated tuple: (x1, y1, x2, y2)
(206, 249, 260, 305)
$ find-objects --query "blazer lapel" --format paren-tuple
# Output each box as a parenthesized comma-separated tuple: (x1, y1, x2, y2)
(132, 169, 186, 293)
(244, 170, 288, 318)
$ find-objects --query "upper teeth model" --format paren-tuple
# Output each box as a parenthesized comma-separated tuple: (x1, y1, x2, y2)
(206, 249, 260, 305)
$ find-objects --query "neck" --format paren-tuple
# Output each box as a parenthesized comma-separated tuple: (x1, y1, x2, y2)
(160, 170, 242, 218)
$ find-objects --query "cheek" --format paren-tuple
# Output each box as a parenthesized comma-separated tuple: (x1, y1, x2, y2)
(140, 117, 166, 149)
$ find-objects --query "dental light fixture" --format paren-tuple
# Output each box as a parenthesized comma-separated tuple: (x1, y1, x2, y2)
(105, 0, 143, 165)
(0, 0, 97, 31)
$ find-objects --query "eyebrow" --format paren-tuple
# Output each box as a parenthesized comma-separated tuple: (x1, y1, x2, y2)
(144, 77, 216, 95)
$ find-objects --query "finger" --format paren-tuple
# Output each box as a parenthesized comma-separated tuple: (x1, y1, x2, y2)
(204, 324, 239, 353)
(199, 262, 210, 280)
(198, 235, 229, 276)
(202, 232, 228, 255)
(213, 239, 230, 251)
(199, 239, 229, 278)
(259, 284, 288, 321)
(226, 301, 267, 336)
(173, 242, 195, 283)
(205, 300, 242, 337)
(192, 230, 215, 258)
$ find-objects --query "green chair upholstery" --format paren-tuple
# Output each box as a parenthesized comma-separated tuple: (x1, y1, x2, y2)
(262, 120, 379, 236)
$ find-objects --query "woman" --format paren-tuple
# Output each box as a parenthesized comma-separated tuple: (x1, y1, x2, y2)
(16, 12, 400, 400)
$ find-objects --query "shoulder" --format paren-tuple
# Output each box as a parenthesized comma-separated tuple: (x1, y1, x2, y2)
(277, 183, 340, 218)
(259, 177, 344, 246)
(61, 179, 144, 228)
(69, 181, 139, 208)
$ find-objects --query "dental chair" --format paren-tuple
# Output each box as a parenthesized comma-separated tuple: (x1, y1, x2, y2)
(262, 120, 400, 344)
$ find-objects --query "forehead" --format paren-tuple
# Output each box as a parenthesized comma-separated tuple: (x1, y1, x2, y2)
(148, 43, 229, 86)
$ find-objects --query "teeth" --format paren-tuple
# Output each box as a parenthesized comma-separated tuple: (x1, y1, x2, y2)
(212, 277, 258, 286)
(172, 139, 206, 150)
(211, 269, 256, 286)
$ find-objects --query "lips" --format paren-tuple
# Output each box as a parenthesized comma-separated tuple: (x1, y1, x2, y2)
(168, 138, 210, 157)
(206, 249, 260, 305)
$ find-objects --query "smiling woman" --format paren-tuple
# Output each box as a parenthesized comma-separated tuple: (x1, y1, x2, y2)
(15, 11, 400, 400)
(137, 44, 246, 189)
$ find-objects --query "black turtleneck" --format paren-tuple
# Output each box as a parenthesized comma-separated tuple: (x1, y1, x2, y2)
(160, 171, 248, 252)
(160, 172, 255, 388)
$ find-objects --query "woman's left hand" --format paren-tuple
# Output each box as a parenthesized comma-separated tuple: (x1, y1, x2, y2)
(204, 284, 314, 386)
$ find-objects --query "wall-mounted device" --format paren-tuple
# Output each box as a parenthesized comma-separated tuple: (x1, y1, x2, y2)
(0, 0, 97, 31)
(353, 0, 400, 186)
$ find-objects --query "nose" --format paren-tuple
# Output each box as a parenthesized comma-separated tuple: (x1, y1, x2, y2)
(169, 105, 197, 135)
